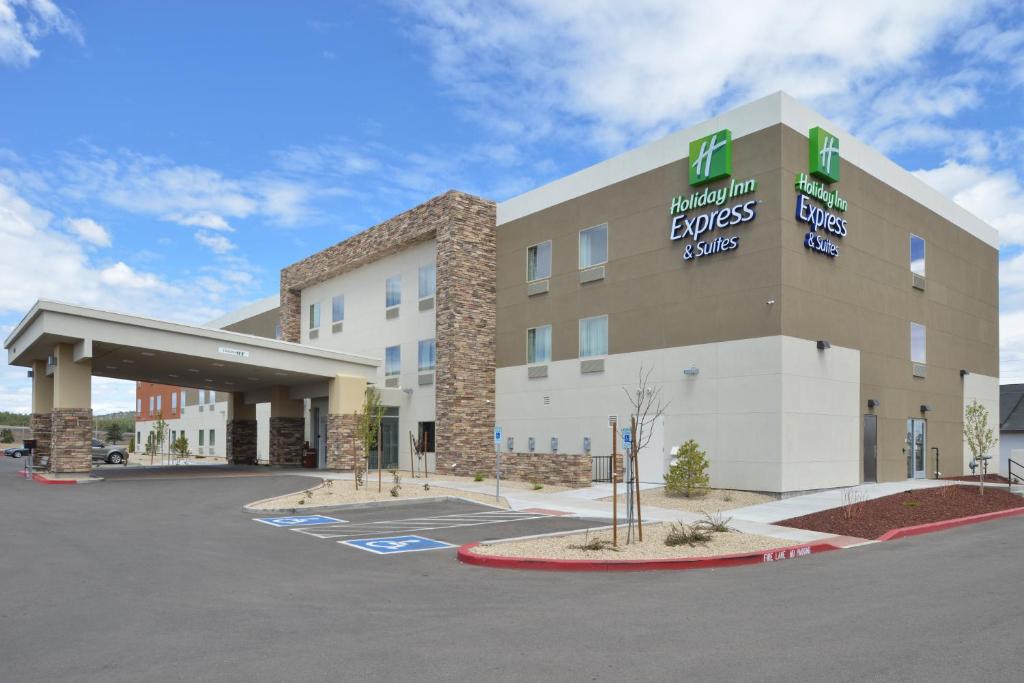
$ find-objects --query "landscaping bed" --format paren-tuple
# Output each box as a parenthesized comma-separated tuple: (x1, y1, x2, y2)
(247, 478, 510, 511)
(467, 522, 792, 561)
(780, 485, 1024, 539)
(600, 487, 773, 514)
(940, 473, 1010, 484)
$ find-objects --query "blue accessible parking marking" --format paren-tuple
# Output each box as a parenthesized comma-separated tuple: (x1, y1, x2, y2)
(341, 535, 455, 555)
(254, 515, 347, 527)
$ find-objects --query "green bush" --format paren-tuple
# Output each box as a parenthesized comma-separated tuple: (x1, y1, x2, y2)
(473, 472, 485, 482)
(0, 428, 13, 443)
(664, 523, 712, 547)
(664, 439, 710, 498)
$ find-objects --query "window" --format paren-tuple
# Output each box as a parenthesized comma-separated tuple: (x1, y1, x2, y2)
(208, 429, 215, 447)
(308, 302, 321, 329)
(386, 276, 401, 308)
(418, 421, 436, 452)
(181, 390, 186, 410)
(171, 392, 177, 412)
(198, 389, 205, 405)
(171, 430, 176, 443)
(385, 345, 401, 376)
(332, 295, 345, 322)
(579, 224, 608, 269)
(911, 322, 926, 364)
(910, 234, 925, 276)
(527, 241, 552, 281)
(274, 323, 282, 340)
(579, 315, 608, 358)
(136, 399, 141, 415)
(137, 431, 141, 445)
(418, 338, 436, 372)
(156, 395, 162, 413)
(527, 325, 552, 364)
(208, 391, 216, 404)
(149, 396, 154, 414)
(198, 430, 204, 447)
(419, 264, 436, 299)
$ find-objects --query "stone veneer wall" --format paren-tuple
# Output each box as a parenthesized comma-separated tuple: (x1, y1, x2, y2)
(269, 417, 305, 466)
(50, 408, 92, 473)
(495, 452, 592, 488)
(225, 420, 258, 465)
(29, 412, 52, 462)
(325, 413, 361, 470)
(279, 190, 497, 478)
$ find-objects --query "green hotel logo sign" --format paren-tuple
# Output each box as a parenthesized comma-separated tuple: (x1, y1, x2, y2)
(808, 126, 840, 183)
(689, 129, 732, 186)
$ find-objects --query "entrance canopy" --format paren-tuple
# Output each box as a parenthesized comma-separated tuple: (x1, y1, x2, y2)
(5, 300, 379, 403)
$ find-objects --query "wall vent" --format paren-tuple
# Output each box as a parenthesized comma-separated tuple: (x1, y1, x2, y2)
(579, 265, 605, 284)
(912, 273, 926, 291)
(418, 297, 435, 311)
(309, 329, 319, 340)
(418, 373, 434, 386)
(385, 307, 400, 320)
(332, 321, 343, 334)
(542, 395, 551, 406)
(527, 280, 550, 297)
(527, 365, 548, 379)
(385, 377, 399, 388)
(580, 358, 605, 374)
(912, 363, 927, 378)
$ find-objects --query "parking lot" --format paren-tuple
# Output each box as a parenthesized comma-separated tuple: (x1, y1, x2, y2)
(4, 455, 1024, 683)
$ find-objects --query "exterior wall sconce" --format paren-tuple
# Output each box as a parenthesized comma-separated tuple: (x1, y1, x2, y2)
(47, 354, 57, 366)
(920, 404, 932, 413)
(867, 399, 880, 408)
(583, 436, 591, 453)
(550, 437, 559, 453)
(528, 437, 535, 452)
(960, 369, 971, 377)
(506, 436, 514, 452)
(27, 370, 33, 378)
(816, 340, 831, 350)
(683, 367, 699, 376)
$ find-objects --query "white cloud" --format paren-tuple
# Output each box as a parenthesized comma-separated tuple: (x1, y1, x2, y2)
(405, 0, 988, 152)
(98, 262, 164, 290)
(64, 216, 111, 247)
(194, 230, 235, 254)
(0, 0, 82, 68)
(913, 161, 1024, 247)
(165, 211, 234, 232)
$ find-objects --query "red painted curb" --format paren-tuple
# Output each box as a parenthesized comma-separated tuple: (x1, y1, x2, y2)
(877, 505, 1024, 541)
(31, 474, 77, 485)
(457, 540, 841, 572)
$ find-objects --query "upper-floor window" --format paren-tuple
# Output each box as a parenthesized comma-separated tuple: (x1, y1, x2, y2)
(198, 389, 206, 405)
(419, 265, 436, 299)
(579, 224, 608, 269)
(910, 234, 925, 276)
(911, 322, 926, 364)
(149, 396, 154, 414)
(332, 295, 345, 322)
(527, 325, 552, 364)
(386, 276, 401, 308)
(527, 241, 552, 281)
(181, 390, 186, 409)
(171, 392, 177, 412)
(274, 323, 282, 340)
(579, 315, 608, 358)
(136, 398, 142, 415)
(418, 338, 436, 372)
(308, 302, 321, 329)
(208, 391, 216, 404)
(156, 395, 162, 412)
(385, 345, 401, 376)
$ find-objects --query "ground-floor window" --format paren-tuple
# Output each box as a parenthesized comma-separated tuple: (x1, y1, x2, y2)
(209, 429, 215, 447)
(418, 421, 435, 452)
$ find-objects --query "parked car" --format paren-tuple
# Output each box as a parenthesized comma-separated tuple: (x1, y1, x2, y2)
(91, 440, 128, 465)
(4, 446, 30, 458)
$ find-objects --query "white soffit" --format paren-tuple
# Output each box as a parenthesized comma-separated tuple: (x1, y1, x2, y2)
(497, 91, 998, 250)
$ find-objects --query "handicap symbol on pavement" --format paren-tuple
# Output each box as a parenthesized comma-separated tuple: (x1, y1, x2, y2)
(254, 515, 346, 527)
(341, 535, 455, 555)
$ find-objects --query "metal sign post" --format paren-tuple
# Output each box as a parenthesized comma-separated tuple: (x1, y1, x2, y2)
(493, 426, 503, 502)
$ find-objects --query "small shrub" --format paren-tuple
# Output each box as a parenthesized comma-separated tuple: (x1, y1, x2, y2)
(531, 481, 544, 490)
(423, 482, 431, 491)
(323, 479, 335, 490)
(0, 428, 14, 443)
(390, 485, 401, 497)
(569, 536, 617, 552)
(722, 490, 734, 502)
(695, 511, 733, 533)
(664, 523, 712, 547)
(664, 440, 710, 497)
(473, 472, 485, 482)
(902, 499, 921, 508)
(297, 498, 306, 505)
(840, 489, 867, 520)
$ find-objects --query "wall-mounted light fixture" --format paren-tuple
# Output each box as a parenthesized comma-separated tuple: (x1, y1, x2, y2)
(506, 436, 514, 452)
(47, 355, 57, 367)
(960, 369, 971, 378)
(528, 437, 535, 452)
(26, 370, 33, 378)
(920, 404, 932, 414)
(583, 436, 591, 453)
(683, 367, 699, 377)
(766, 299, 776, 305)
(402, 388, 413, 396)
(550, 437, 559, 453)
(867, 399, 880, 409)
(816, 340, 831, 350)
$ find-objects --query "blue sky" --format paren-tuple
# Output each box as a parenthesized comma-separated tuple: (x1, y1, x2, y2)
(2, 0, 1024, 412)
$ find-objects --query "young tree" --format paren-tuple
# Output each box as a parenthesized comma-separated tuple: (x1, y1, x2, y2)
(664, 440, 710, 497)
(105, 421, 124, 444)
(356, 386, 384, 491)
(964, 400, 998, 495)
(171, 434, 190, 463)
(621, 365, 669, 543)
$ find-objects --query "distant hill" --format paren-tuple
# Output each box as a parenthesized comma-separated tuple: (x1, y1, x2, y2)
(1, 410, 135, 427)
(0, 411, 30, 426)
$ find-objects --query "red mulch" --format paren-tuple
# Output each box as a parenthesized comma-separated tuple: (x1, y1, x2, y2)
(779, 485, 1024, 539)
(940, 473, 1010, 484)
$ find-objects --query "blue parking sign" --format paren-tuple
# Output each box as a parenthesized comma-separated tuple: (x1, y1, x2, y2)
(254, 515, 346, 527)
(341, 535, 455, 555)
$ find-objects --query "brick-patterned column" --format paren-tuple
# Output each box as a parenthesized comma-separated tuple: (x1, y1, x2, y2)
(226, 420, 257, 465)
(29, 412, 52, 462)
(269, 417, 305, 466)
(435, 193, 496, 477)
(326, 413, 361, 470)
(50, 408, 93, 473)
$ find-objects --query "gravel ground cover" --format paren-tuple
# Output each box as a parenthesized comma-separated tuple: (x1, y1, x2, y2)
(779, 485, 1024, 539)
(247, 478, 510, 511)
(470, 523, 792, 561)
(600, 487, 774, 513)
(940, 473, 1010, 484)
(427, 474, 572, 493)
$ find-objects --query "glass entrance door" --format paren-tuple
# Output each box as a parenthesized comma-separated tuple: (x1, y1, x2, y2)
(906, 418, 927, 479)
(368, 408, 399, 470)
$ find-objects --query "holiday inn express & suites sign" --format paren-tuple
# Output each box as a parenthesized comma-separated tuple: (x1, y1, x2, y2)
(795, 126, 848, 258)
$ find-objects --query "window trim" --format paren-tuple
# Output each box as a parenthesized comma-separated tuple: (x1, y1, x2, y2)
(526, 240, 553, 283)
(578, 315, 609, 358)
(578, 223, 609, 270)
(526, 324, 552, 365)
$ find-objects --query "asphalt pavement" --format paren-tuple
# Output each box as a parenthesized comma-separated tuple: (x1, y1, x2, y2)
(2, 455, 1023, 683)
